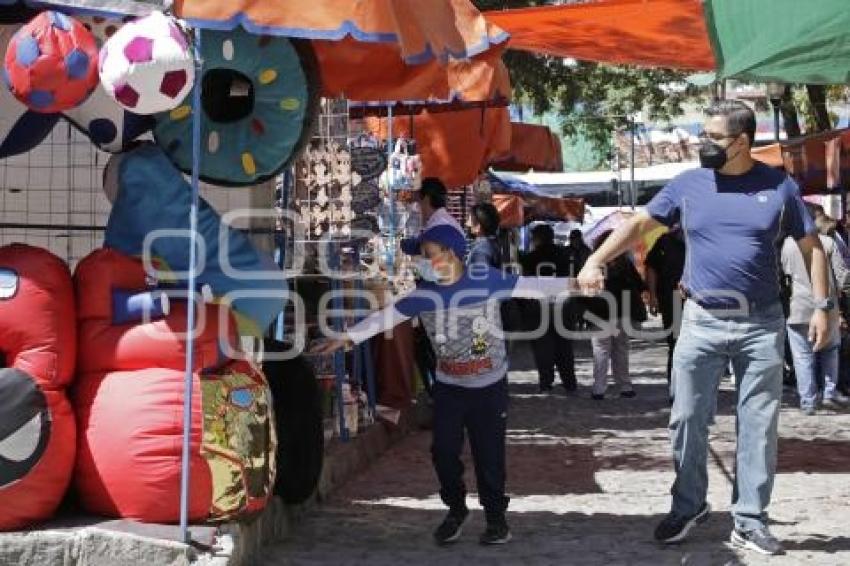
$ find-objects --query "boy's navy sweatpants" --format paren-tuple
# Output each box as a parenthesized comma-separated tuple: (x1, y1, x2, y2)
(431, 377, 509, 523)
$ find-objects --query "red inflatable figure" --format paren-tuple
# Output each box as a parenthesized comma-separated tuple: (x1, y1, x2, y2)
(73, 249, 276, 523)
(0, 244, 77, 531)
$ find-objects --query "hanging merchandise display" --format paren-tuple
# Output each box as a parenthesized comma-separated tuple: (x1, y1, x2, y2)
(154, 26, 320, 187)
(0, 244, 77, 532)
(3, 11, 99, 113)
(98, 11, 194, 115)
(346, 132, 383, 241)
(388, 137, 423, 192)
(294, 140, 355, 239)
(349, 133, 387, 182)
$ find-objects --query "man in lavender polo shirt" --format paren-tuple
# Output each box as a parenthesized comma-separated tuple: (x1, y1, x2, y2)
(578, 100, 830, 556)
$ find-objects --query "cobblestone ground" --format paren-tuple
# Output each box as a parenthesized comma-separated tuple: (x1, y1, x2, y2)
(260, 331, 850, 566)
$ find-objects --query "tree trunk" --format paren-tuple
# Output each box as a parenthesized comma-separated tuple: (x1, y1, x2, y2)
(806, 84, 832, 132)
(780, 86, 802, 138)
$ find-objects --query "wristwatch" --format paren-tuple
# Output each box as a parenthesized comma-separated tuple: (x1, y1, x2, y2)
(814, 297, 835, 311)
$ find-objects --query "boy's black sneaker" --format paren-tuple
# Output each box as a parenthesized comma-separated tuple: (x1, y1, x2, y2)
(730, 526, 786, 556)
(433, 509, 469, 545)
(479, 520, 511, 545)
(654, 502, 711, 544)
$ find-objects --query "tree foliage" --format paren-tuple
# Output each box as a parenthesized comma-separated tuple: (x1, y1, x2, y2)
(474, 0, 702, 168)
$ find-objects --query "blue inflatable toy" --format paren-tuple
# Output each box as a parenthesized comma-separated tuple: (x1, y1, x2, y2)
(104, 144, 286, 336)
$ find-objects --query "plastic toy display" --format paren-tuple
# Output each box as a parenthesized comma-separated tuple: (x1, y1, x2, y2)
(0, 244, 77, 531)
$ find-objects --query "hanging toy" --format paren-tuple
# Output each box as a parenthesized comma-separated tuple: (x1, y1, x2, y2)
(3, 11, 99, 113)
(0, 24, 60, 158)
(98, 11, 194, 115)
(154, 26, 319, 187)
(63, 16, 156, 153)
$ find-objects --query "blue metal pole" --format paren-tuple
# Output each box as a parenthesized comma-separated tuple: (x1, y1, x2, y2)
(179, 28, 203, 545)
(330, 242, 349, 441)
(362, 338, 377, 414)
(275, 169, 293, 342)
(354, 279, 377, 413)
(386, 105, 395, 278)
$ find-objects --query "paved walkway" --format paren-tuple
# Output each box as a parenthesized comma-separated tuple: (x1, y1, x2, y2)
(260, 333, 850, 565)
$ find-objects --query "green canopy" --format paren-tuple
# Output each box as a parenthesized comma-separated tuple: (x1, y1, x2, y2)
(706, 0, 850, 84)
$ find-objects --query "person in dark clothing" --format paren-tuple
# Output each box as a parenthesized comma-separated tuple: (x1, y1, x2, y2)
(565, 229, 592, 277)
(645, 227, 686, 385)
(467, 203, 503, 269)
(564, 229, 592, 331)
(520, 224, 578, 393)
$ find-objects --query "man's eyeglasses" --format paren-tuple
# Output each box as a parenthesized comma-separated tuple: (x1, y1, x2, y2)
(698, 131, 740, 142)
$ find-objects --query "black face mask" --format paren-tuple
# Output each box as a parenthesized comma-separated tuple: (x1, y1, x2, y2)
(698, 140, 729, 170)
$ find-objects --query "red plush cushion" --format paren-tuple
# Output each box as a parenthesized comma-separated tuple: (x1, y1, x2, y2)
(74, 369, 212, 522)
(0, 244, 76, 388)
(0, 244, 76, 531)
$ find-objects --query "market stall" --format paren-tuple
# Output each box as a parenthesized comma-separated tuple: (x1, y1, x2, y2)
(0, 0, 513, 543)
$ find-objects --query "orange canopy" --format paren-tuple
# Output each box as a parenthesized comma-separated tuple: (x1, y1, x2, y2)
(176, 0, 508, 64)
(364, 106, 511, 189)
(490, 123, 564, 172)
(751, 144, 784, 168)
(524, 195, 584, 223)
(316, 39, 511, 103)
(492, 194, 524, 228)
(752, 129, 850, 194)
(492, 194, 584, 228)
(486, 0, 715, 71)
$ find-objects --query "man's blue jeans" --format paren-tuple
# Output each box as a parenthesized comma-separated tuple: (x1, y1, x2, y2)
(787, 322, 840, 409)
(669, 300, 785, 531)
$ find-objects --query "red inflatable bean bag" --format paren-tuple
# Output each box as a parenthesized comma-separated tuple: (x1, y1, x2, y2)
(73, 249, 276, 522)
(0, 244, 76, 531)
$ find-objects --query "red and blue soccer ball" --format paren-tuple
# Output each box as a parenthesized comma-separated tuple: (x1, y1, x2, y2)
(3, 11, 99, 114)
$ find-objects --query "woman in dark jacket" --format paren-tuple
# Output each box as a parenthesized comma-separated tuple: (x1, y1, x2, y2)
(583, 230, 647, 400)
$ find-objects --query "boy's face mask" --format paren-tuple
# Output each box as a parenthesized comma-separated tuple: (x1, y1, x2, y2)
(417, 248, 454, 283)
(414, 257, 441, 282)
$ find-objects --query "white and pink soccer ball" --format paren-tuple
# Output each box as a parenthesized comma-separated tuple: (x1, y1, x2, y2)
(98, 11, 193, 115)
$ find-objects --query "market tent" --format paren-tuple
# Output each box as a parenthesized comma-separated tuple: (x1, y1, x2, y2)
(364, 106, 512, 189)
(486, 0, 850, 84)
(486, 0, 714, 71)
(752, 129, 850, 194)
(492, 193, 584, 228)
(0, 0, 507, 62)
(492, 194, 524, 228)
(490, 123, 564, 173)
(0, 0, 510, 103)
(524, 194, 584, 223)
(317, 39, 511, 103)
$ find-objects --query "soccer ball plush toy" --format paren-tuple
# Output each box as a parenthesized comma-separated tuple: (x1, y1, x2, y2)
(3, 11, 99, 113)
(98, 11, 194, 115)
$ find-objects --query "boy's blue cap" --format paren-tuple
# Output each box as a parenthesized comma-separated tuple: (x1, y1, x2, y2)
(419, 224, 467, 259)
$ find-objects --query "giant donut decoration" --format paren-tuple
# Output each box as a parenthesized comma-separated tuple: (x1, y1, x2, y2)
(154, 27, 319, 187)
